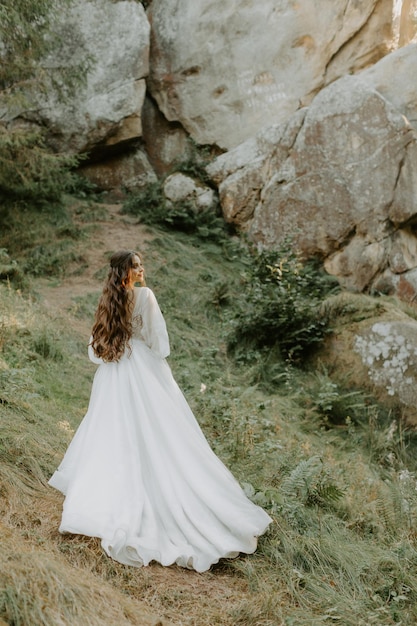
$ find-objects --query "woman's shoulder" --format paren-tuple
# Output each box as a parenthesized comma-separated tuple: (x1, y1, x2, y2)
(134, 286, 154, 306)
(134, 286, 153, 297)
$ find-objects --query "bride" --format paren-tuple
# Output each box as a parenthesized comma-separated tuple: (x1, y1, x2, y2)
(49, 250, 272, 573)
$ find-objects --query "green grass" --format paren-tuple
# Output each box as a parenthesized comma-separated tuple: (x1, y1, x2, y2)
(2, 201, 417, 625)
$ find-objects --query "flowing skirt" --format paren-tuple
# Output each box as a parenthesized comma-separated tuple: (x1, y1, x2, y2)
(49, 339, 272, 572)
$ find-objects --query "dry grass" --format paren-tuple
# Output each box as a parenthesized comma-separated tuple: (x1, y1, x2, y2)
(0, 523, 167, 626)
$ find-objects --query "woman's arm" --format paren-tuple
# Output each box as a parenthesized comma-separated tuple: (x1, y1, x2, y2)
(140, 288, 170, 358)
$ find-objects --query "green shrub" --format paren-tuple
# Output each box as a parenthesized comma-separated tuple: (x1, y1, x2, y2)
(227, 243, 340, 365)
(0, 0, 92, 206)
(0, 199, 89, 283)
(121, 181, 229, 243)
(0, 0, 88, 101)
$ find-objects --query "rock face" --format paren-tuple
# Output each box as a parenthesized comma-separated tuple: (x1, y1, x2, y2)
(148, 0, 392, 150)
(358, 43, 417, 131)
(207, 66, 417, 297)
(21, 0, 150, 156)
(397, 0, 417, 46)
(142, 96, 193, 177)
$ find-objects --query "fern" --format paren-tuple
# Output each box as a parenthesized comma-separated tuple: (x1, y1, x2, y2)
(308, 482, 345, 507)
(281, 457, 323, 501)
(281, 456, 344, 508)
(376, 481, 412, 534)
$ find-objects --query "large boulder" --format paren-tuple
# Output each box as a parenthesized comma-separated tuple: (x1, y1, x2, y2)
(13, 0, 150, 156)
(148, 0, 392, 150)
(207, 72, 417, 298)
(315, 293, 417, 425)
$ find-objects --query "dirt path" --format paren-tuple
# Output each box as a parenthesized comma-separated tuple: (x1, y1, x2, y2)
(37, 203, 153, 335)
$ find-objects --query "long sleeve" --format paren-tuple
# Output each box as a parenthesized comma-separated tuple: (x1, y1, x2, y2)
(140, 288, 170, 359)
(88, 336, 104, 364)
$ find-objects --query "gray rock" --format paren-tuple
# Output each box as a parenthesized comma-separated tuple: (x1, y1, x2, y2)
(316, 293, 417, 424)
(207, 109, 307, 225)
(354, 320, 417, 408)
(358, 43, 417, 131)
(208, 73, 417, 298)
(13, 0, 150, 156)
(142, 96, 193, 177)
(148, 0, 392, 150)
(163, 173, 216, 210)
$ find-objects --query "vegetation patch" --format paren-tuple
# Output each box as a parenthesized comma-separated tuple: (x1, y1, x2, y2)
(226, 244, 340, 389)
(2, 200, 417, 625)
(121, 180, 230, 243)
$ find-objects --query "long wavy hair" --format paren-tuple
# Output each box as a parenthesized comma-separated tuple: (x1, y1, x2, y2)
(90, 250, 140, 362)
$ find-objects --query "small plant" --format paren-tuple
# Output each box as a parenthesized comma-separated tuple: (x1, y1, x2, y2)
(280, 456, 345, 508)
(304, 368, 375, 426)
(31, 329, 63, 361)
(209, 280, 230, 308)
(0, 249, 25, 288)
(65, 173, 101, 201)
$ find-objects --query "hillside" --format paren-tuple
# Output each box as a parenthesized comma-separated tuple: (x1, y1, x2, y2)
(2, 198, 417, 626)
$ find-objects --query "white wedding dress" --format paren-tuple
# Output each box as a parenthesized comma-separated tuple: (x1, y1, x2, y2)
(49, 286, 271, 572)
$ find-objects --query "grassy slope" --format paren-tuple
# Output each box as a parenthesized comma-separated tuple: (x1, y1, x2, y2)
(1, 199, 417, 625)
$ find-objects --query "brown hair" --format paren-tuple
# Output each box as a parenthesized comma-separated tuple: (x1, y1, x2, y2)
(90, 250, 139, 362)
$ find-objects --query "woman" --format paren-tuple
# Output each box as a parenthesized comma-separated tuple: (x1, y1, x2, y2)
(49, 250, 271, 573)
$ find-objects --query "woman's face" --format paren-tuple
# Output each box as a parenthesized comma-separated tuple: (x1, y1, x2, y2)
(129, 254, 144, 285)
